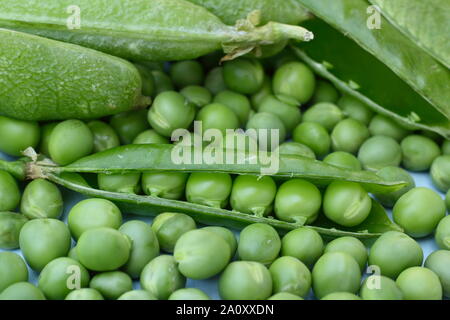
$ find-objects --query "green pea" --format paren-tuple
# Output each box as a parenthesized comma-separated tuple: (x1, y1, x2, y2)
(118, 290, 157, 300)
(272, 62, 315, 103)
(180, 85, 212, 107)
(204, 67, 226, 95)
(87, 120, 120, 152)
(0, 252, 28, 292)
(269, 256, 311, 298)
(48, 119, 94, 165)
(323, 151, 362, 171)
(311, 80, 339, 104)
(214, 90, 251, 125)
(275, 142, 316, 159)
(20, 179, 63, 219)
(368, 231, 423, 279)
(89, 271, 133, 300)
(77, 227, 131, 271)
(140, 255, 186, 300)
(186, 172, 232, 208)
(68, 246, 78, 261)
(68, 198, 123, 240)
(281, 227, 324, 268)
(201, 226, 237, 258)
(268, 292, 303, 300)
(360, 275, 403, 300)
(0, 282, 45, 300)
(238, 223, 281, 265)
(303, 102, 343, 131)
(312, 252, 361, 299)
(275, 179, 322, 224)
(134, 63, 155, 97)
(141, 171, 188, 199)
(213, 129, 257, 152)
(110, 109, 150, 144)
(119, 220, 160, 278)
(396, 267, 442, 300)
(246, 112, 286, 150)
(258, 95, 301, 132)
(65, 288, 104, 300)
(170, 60, 204, 88)
(442, 140, 450, 155)
(372, 166, 415, 208)
(151, 70, 174, 95)
(132, 129, 169, 145)
(0, 211, 28, 249)
(321, 292, 361, 300)
(0, 170, 20, 211)
(435, 215, 450, 250)
(293, 122, 330, 158)
(39, 122, 57, 156)
(324, 237, 367, 272)
(98, 172, 141, 194)
(0, 115, 40, 156)
(223, 58, 264, 94)
(430, 155, 450, 192)
(196, 103, 240, 135)
(19, 218, 71, 271)
(251, 75, 272, 109)
(424, 250, 450, 298)
(38, 257, 90, 300)
(219, 261, 272, 300)
(169, 288, 210, 300)
(368, 115, 409, 141)
(337, 95, 374, 125)
(393, 187, 446, 238)
(357, 135, 402, 171)
(152, 212, 196, 253)
(331, 118, 370, 154)
(400, 135, 441, 171)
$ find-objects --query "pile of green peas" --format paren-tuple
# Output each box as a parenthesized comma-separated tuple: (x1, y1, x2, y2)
(0, 47, 449, 300)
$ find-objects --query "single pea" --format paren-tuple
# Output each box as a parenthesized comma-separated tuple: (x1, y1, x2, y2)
(321, 292, 361, 300)
(246, 112, 286, 150)
(237, 223, 281, 265)
(400, 135, 441, 171)
(0, 282, 46, 300)
(0, 115, 40, 156)
(141, 171, 188, 200)
(281, 227, 324, 268)
(204, 67, 226, 95)
(68, 198, 122, 240)
(360, 275, 403, 300)
(442, 140, 450, 155)
(134, 63, 155, 97)
(292, 122, 330, 158)
(132, 129, 169, 144)
(324, 237, 368, 272)
(170, 60, 204, 88)
(435, 215, 450, 250)
(98, 172, 141, 194)
(269, 256, 311, 298)
(323, 151, 362, 171)
(368, 231, 423, 279)
(0, 252, 28, 292)
(140, 255, 186, 300)
(89, 271, 133, 300)
(372, 166, 415, 208)
(110, 109, 150, 144)
(303, 102, 344, 131)
(331, 118, 370, 154)
(276, 142, 316, 159)
(311, 80, 339, 104)
(251, 75, 272, 109)
(337, 95, 374, 125)
(152, 212, 196, 253)
(196, 103, 240, 134)
(430, 155, 450, 192)
(186, 172, 232, 208)
(275, 179, 322, 224)
(77, 227, 131, 271)
(0, 170, 21, 211)
(214, 90, 251, 125)
(396, 267, 442, 300)
(357, 135, 402, 171)
(68, 246, 78, 261)
(201, 226, 237, 258)
(393, 187, 446, 238)
(267, 292, 303, 300)
(258, 95, 301, 133)
(38, 257, 90, 300)
(219, 261, 272, 300)
(323, 181, 372, 227)
(180, 85, 212, 107)
(39, 122, 57, 156)
(20, 179, 63, 219)
(223, 58, 264, 94)
(168, 288, 211, 300)
(272, 62, 315, 103)
(0, 211, 28, 249)
(368, 115, 409, 141)
(87, 120, 120, 152)
(65, 288, 104, 300)
(424, 250, 450, 298)
(118, 290, 157, 300)
(119, 220, 160, 278)
(151, 70, 174, 95)
(19, 218, 71, 271)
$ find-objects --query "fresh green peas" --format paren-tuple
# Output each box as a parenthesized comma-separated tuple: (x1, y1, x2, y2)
(323, 181, 372, 227)
(268, 292, 303, 300)
(223, 58, 264, 94)
(196, 103, 239, 134)
(230, 175, 276, 217)
(110, 109, 150, 144)
(323, 151, 361, 171)
(368, 231, 423, 279)
(368, 115, 409, 141)
(357, 135, 402, 171)
(337, 95, 374, 125)
(151, 70, 174, 95)
(321, 292, 361, 300)
(0, 170, 21, 211)
(186, 172, 232, 208)
(168, 288, 211, 300)
(435, 215, 450, 250)
(360, 275, 403, 300)
(20, 179, 63, 219)
(19, 218, 71, 271)
(372, 166, 415, 208)
(0, 252, 28, 292)
(39, 122, 57, 156)
(119, 220, 160, 278)
(324, 237, 367, 272)
(134, 63, 155, 97)
(0, 282, 46, 300)
(132, 129, 169, 144)
(396, 267, 442, 300)
(0, 115, 40, 156)
(38, 257, 90, 300)
(0, 212, 28, 249)
(213, 90, 251, 125)
(201, 226, 237, 258)
(303, 102, 344, 131)
(89, 271, 133, 300)
(246, 112, 286, 150)
(68, 246, 78, 261)
(258, 95, 301, 132)
(442, 140, 450, 155)
(118, 290, 157, 300)
(251, 75, 272, 109)
(65, 288, 104, 300)
(237, 223, 281, 265)
(140, 255, 186, 300)
(152, 212, 196, 253)
(77, 227, 131, 271)
(98, 172, 141, 194)
(87, 120, 120, 152)
(430, 155, 450, 192)
(275, 179, 322, 224)
(141, 172, 188, 199)
(272, 62, 315, 103)
(424, 250, 450, 298)
(180, 85, 212, 107)
(219, 261, 272, 300)
(393, 187, 446, 238)
(68, 198, 122, 240)
(400, 135, 441, 171)
(331, 118, 370, 154)
(281, 227, 324, 268)
(269, 256, 311, 298)
(276, 142, 316, 159)
(170, 60, 204, 88)
(292, 122, 330, 158)
(204, 67, 226, 95)
(311, 80, 339, 104)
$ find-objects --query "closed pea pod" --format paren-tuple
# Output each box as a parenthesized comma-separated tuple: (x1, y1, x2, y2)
(237, 223, 281, 265)
(110, 109, 150, 144)
(141, 171, 188, 200)
(0, 212, 28, 249)
(0, 252, 28, 293)
(20, 179, 63, 219)
(0, 170, 20, 212)
(98, 172, 141, 194)
(0, 282, 46, 300)
(87, 121, 120, 153)
(269, 256, 312, 298)
(186, 172, 232, 208)
(152, 212, 196, 253)
(0, 116, 40, 156)
(89, 271, 133, 300)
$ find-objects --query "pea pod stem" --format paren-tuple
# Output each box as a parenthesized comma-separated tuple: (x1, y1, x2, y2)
(0, 158, 26, 180)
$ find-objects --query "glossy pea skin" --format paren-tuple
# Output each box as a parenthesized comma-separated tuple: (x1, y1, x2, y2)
(152, 70, 174, 95)
(152, 212, 196, 253)
(38, 257, 90, 300)
(0, 282, 46, 300)
(87, 120, 120, 153)
(19, 218, 71, 271)
(323, 151, 361, 171)
(141, 171, 188, 199)
(311, 80, 339, 104)
(0, 115, 40, 156)
(331, 118, 370, 154)
(281, 227, 324, 268)
(110, 109, 150, 144)
(65, 288, 104, 300)
(393, 187, 446, 238)
(68, 198, 122, 240)
(258, 95, 301, 132)
(368, 231, 423, 279)
(268, 292, 303, 300)
(20, 179, 63, 219)
(133, 129, 169, 145)
(89, 271, 133, 300)
(237, 223, 281, 265)
(118, 290, 157, 300)
(303, 102, 343, 131)
(204, 67, 226, 95)
(323, 181, 372, 227)
(321, 292, 361, 300)
(360, 275, 403, 300)
(119, 220, 160, 278)
(0, 170, 21, 212)
(0, 212, 28, 249)
(186, 172, 232, 208)
(337, 95, 374, 125)
(77, 227, 131, 272)
(276, 142, 316, 159)
(180, 85, 212, 107)
(435, 215, 450, 250)
(246, 112, 286, 150)
(269, 256, 311, 298)
(251, 75, 272, 109)
(202, 226, 237, 258)
(396, 267, 442, 300)
(219, 261, 272, 300)
(275, 179, 322, 224)
(293, 122, 330, 158)
(196, 102, 240, 135)
(213, 90, 251, 125)
(168, 288, 210, 300)
(0, 252, 28, 292)
(272, 62, 315, 103)
(98, 172, 141, 194)
(424, 250, 450, 298)
(39, 122, 57, 156)
(368, 115, 409, 141)
(372, 166, 415, 208)
(140, 255, 186, 300)
(357, 136, 402, 171)
(430, 155, 450, 192)
(400, 135, 441, 171)
(324, 237, 367, 272)
(312, 252, 361, 299)
(170, 60, 204, 88)
(223, 58, 264, 94)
